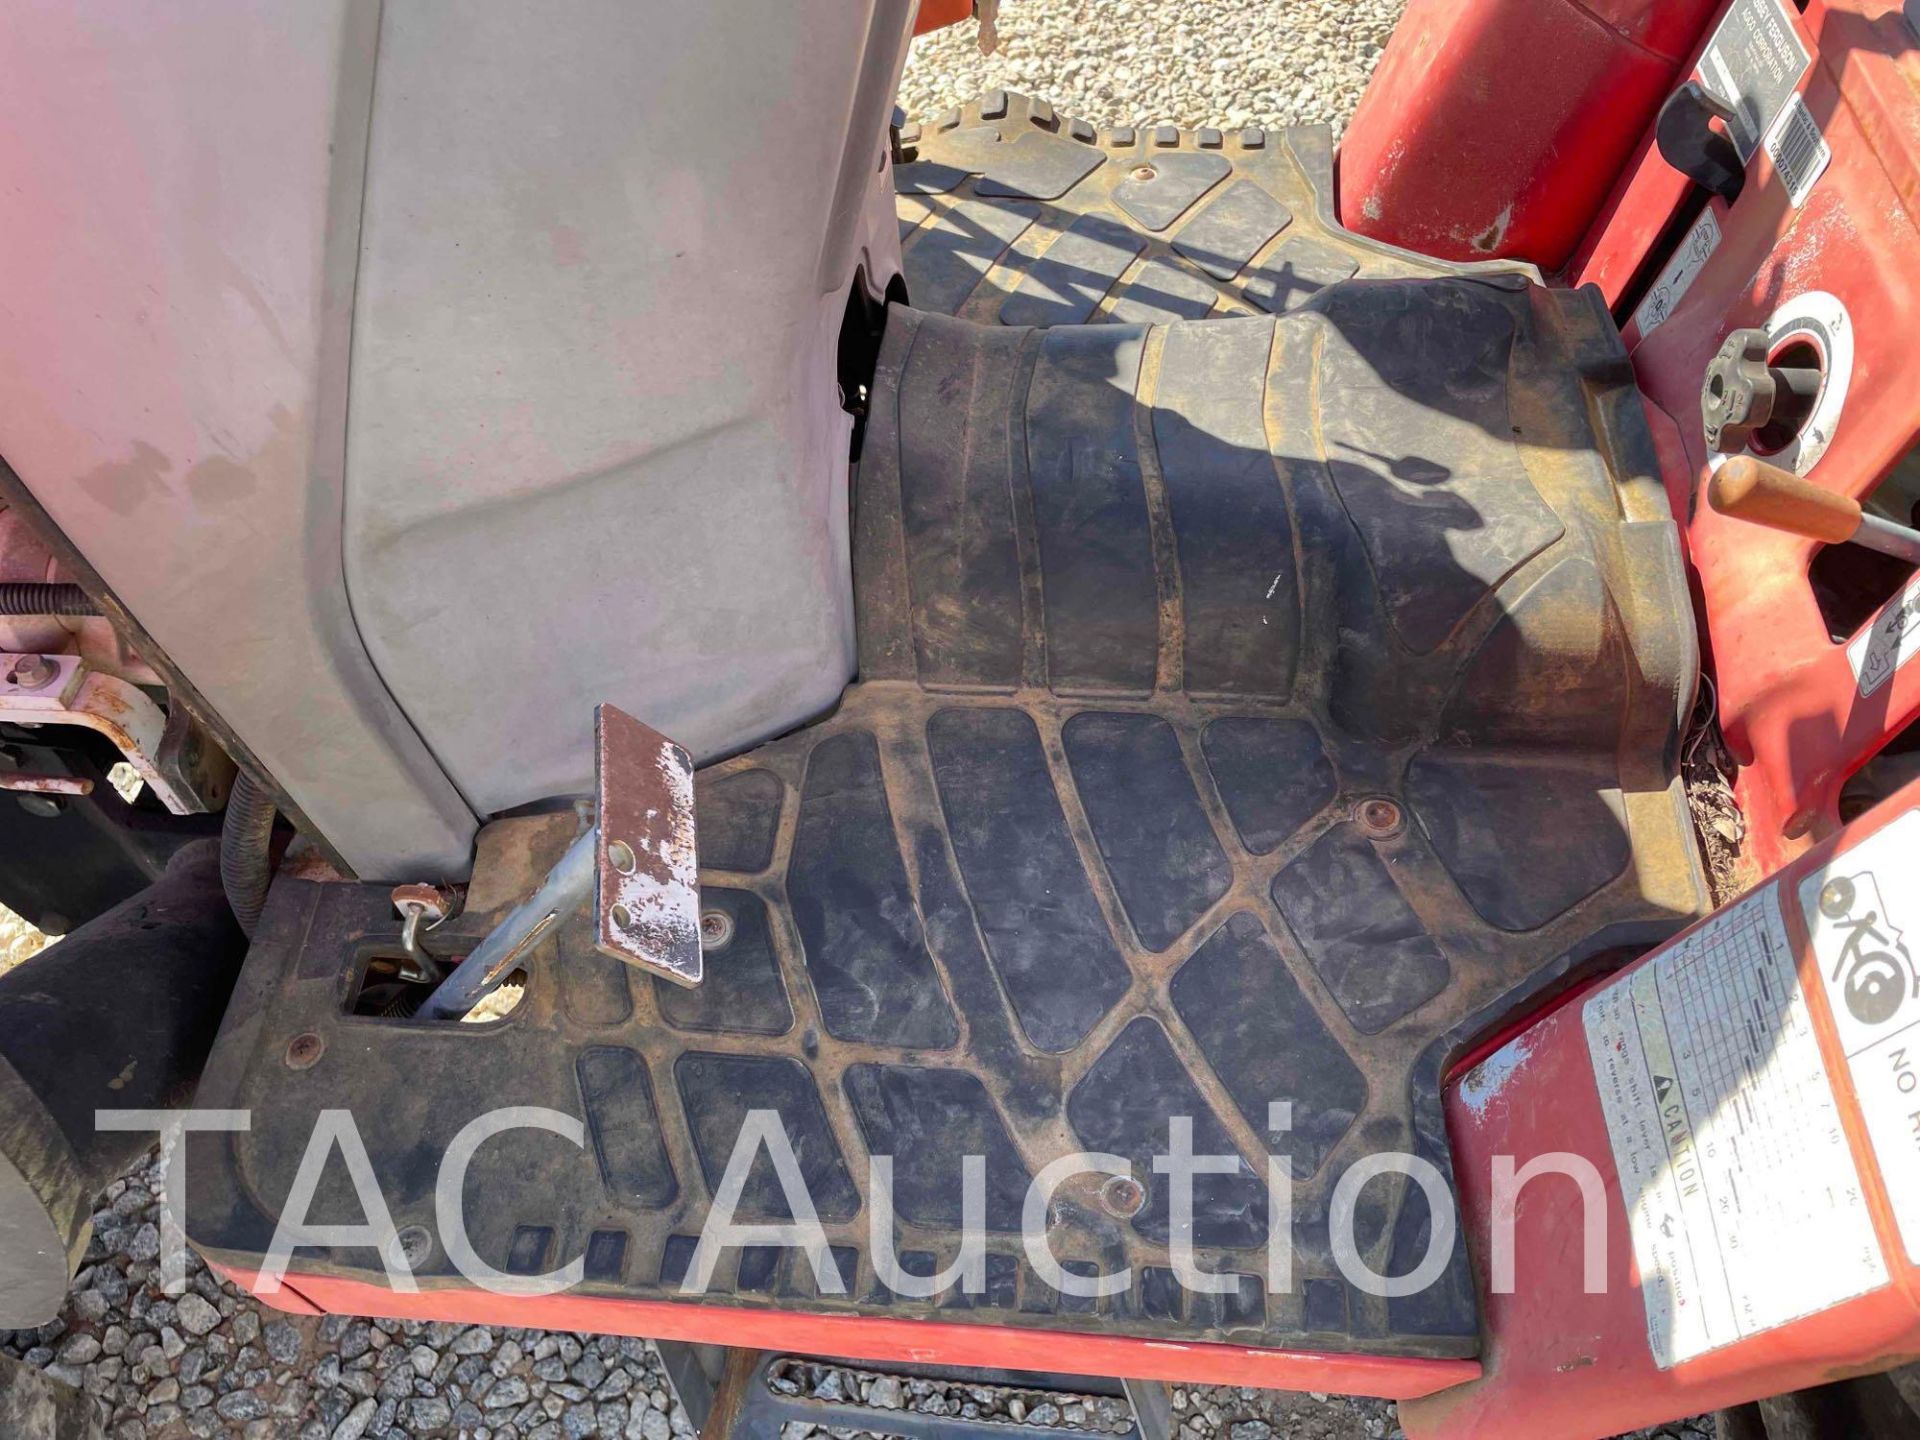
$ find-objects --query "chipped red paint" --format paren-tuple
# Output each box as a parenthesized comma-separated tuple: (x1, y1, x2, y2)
(1339, 0, 1722, 267)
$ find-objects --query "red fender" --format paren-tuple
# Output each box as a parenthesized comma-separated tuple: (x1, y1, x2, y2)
(1339, 0, 1724, 269)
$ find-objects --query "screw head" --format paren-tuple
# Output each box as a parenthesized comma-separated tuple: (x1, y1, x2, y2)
(6, 655, 57, 690)
(387, 1224, 434, 1269)
(699, 908, 735, 951)
(1357, 797, 1405, 839)
(1099, 1173, 1146, 1219)
(284, 1032, 325, 1070)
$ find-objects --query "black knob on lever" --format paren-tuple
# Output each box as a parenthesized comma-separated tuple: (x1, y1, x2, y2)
(1701, 328, 1821, 454)
(1657, 80, 1746, 206)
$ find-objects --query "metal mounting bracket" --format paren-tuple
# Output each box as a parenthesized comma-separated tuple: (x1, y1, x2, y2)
(418, 703, 699, 1019)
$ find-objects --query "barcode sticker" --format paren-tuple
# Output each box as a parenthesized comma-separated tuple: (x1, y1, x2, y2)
(1767, 93, 1831, 206)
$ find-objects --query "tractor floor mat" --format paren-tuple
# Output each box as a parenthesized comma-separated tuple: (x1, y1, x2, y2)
(894, 91, 1526, 325)
(187, 279, 1706, 1359)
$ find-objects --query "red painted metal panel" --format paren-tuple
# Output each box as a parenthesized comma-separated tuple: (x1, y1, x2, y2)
(1338, 0, 1721, 268)
(914, 0, 971, 37)
(1581, 0, 1920, 875)
(1402, 784, 1920, 1439)
(207, 1261, 1481, 1400)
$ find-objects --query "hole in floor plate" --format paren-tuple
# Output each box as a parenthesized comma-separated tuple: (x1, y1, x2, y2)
(347, 941, 528, 1024)
(347, 947, 443, 1018)
(461, 969, 528, 1024)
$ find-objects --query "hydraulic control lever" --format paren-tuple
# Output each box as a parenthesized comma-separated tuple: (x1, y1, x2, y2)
(1707, 455, 1920, 565)
(1656, 80, 1745, 206)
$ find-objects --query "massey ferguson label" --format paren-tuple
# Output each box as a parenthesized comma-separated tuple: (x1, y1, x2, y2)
(1699, 0, 1814, 162)
(1801, 809, 1920, 1262)
(1585, 889, 1885, 1368)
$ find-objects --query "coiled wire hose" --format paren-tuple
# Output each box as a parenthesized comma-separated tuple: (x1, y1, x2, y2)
(0, 582, 97, 617)
(219, 770, 277, 937)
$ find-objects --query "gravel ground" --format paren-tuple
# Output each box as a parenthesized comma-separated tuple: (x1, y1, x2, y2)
(3, 1157, 707, 1440)
(2, 6, 1722, 1438)
(897, 0, 1400, 137)
(0, 1148, 1717, 1440)
(0, 901, 52, 977)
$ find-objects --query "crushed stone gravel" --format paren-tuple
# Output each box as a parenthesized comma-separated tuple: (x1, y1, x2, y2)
(898, 0, 1402, 137)
(4, 1155, 714, 1440)
(0, 902, 53, 977)
(0, 1144, 1717, 1440)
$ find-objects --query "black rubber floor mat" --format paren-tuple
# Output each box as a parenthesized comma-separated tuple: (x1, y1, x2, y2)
(187, 188, 1706, 1362)
(894, 92, 1521, 325)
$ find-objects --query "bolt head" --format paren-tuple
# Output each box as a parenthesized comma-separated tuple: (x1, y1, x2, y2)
(698, 908, 735, 951)
(284, 1032, 325, 1070)
(1357, 797, 1405, 839)
(387, 1225, 434, 1269)
(1099, 1173, 1146, 1218)
(6, 655, 57, 690)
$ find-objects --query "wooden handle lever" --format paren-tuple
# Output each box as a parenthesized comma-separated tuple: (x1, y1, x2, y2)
(1706, 454, 1861, 544)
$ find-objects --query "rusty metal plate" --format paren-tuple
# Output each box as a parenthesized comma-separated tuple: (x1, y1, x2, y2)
(594, 703, 702, 987)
